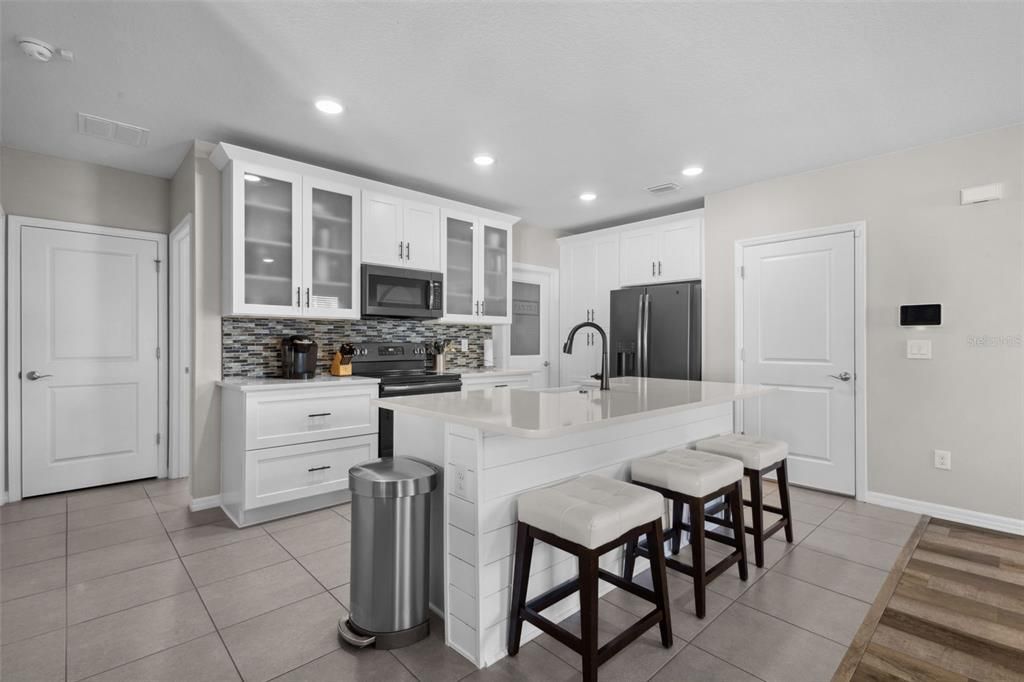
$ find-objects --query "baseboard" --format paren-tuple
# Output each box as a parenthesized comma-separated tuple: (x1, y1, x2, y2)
(190, 495, 222, 512)
(863, 491, 1024, 536)
(1, 491, 7, 505)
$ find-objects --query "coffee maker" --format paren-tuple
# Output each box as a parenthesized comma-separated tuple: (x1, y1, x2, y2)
(281, 336, 318, 379)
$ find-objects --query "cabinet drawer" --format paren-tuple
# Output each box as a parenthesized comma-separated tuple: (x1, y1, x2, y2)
(245, 435, 378, 509)
(245, 386, 378, 450)
(460, 376, 531, 391)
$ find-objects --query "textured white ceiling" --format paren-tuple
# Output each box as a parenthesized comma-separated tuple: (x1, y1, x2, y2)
(2, 1, 1022, 231)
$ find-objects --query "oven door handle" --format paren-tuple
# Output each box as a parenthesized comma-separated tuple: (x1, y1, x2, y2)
(382, 382, 462, 394)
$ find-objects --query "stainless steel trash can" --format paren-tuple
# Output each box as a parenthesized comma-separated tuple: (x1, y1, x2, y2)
(338, 457, 439, 650)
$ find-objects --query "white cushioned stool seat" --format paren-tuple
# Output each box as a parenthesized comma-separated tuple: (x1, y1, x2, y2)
(695, 434, 788, 470)
(631, 449, 743, 498)
(517, 475, 664, 549)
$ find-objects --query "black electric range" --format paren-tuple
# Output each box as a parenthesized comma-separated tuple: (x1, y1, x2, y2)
(350, 342, 462, 458)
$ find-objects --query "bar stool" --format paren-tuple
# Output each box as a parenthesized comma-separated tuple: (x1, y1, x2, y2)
(507, 475, 673, 682)
(626, 449, 748, 619)
(696, 434, 793, 568)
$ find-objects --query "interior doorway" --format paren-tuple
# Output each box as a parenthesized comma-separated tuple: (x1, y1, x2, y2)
(6, 216, 168, 500)
(169, 215, 193, 480)
(735, 223, 866, 496)
(494, 263, 559, 387)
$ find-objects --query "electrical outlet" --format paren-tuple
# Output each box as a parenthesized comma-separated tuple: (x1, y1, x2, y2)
(933, 449, 951, 471)
(460, 338, 468, 352)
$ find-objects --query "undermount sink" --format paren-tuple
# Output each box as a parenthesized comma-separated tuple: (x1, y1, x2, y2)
(519, 384, 597, 394)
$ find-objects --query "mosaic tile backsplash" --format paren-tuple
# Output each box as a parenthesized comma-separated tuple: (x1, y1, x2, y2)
(222, 317, 492, 378)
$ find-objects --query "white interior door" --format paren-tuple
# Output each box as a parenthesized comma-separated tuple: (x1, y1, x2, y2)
(500, 265, 556, 387)
(21, 226, 162, 496)
(741, 231, 856, 494)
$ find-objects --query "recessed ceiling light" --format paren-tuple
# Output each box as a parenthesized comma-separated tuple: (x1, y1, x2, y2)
(314, 98, 344, 115)
(473, 155, 495, 166)
(244, 173, 262, 183)
(262, 257, 275, 263)
(579, 192, 597, 202)
(681, 166, 704, 177)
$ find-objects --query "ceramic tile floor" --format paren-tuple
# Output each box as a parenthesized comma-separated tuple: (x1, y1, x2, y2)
(0, 478, 920, 682)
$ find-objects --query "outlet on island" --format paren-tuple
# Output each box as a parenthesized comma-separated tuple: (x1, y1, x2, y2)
(933, 449, 952, 471)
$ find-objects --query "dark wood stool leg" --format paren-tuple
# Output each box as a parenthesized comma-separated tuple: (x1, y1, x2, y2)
(729, 481, 749, 581)
(506, 523, 534, 655)
(777, 460, 795, 543)
(645, 521, 673, 647)
(669, 498, 684, 555)
(749, 472, 766, 568)
(578, 552, 600, 682)
(690, 499, 707, 618)
(623, 535, 638, 580)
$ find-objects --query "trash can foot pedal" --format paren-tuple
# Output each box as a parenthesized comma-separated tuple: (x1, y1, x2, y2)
(339, 619, 375, 648)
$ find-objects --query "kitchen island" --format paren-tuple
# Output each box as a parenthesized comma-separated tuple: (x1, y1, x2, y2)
(376, 377, 772, 668)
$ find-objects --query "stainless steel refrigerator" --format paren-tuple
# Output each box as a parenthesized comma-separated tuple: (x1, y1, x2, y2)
(609, 281, 701, 380)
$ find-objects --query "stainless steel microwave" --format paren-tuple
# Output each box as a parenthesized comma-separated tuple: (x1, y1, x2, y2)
(361, 264, 444, 319)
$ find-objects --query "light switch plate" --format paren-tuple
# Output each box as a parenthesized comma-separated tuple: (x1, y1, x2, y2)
(907, 339, 932, 359)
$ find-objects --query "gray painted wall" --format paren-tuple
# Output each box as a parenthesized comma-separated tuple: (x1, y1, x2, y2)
(703, 124, 1024, 521)
(1, 146, 170, 233)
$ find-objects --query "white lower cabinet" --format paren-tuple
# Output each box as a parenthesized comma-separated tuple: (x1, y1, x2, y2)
(459, 372, 533, 391)
(219, 379, 380, 526)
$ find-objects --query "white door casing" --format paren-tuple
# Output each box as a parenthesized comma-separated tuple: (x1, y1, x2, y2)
(11, 218, 166, 498)
(169, 216, 193, 480)
(740, 229, 858, 494)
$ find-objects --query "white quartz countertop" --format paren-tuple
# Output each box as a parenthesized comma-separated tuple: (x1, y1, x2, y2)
(217, 376, 381, 391)
(374, 377, 773, 438)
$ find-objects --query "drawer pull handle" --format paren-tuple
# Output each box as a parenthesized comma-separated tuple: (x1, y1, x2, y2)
(307, 412, 332, 418)
(308, 465, 332, 472)
(494, 384, 509, 388)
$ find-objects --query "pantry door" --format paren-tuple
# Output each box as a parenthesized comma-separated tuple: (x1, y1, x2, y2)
(739, 228, 860, 495)
(499, 264, 558, 388)
(14, 218, 165, 497)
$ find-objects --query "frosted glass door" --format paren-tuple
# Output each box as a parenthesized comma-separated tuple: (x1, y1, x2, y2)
(243, 173, 297, 307)
(481, 223, 509, 318)
(307, 185, 355, 315)
(445, 216, 475, 317)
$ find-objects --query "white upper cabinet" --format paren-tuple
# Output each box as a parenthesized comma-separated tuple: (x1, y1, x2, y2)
(619, 217, 702, 286)
(362, 192, 441, 271)
(303, 177, 361, 319)
(221, 161, 361, 319)
(559, 234, 619, 383)
(225, 161, 305, 317)
(440, 211, 512, 325)
(211, 143, 518, 320)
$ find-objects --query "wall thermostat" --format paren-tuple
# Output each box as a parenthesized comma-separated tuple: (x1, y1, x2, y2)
(900, 304, 941, 327)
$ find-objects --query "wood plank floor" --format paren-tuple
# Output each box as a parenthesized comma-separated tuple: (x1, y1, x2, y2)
(844, 518, 1024, 681)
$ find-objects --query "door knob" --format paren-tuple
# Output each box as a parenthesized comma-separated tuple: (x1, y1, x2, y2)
(26, 371, 53, 381)
(543, 361, 550, 367)
(828, 372, 852, 382)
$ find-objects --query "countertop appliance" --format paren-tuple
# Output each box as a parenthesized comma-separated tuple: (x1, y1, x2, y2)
(361, 264, 443, 319)
(350, 342, 462, 458)
(281, 335, 318, 379)
(609, 281, 701, 380)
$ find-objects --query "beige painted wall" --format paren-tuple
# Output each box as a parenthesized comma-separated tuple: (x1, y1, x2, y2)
(514, 224, 561, 269)
(1, 146, 170, 233)
(170, 141, 223, 499)
(704, 124, 1024, 520)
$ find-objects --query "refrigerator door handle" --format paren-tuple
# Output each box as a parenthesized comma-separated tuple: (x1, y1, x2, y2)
(641, 293, 651, 377)
(636, 294, 645, 376)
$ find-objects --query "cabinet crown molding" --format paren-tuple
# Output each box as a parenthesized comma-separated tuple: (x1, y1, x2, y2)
(557, 207, 704, 244)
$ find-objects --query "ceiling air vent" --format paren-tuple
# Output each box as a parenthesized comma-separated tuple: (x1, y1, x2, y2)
(77, 113, 150, 147)
(646, 182, 680, 195)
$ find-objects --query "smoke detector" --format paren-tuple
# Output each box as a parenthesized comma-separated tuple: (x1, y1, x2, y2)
(17, 37, 73, 62)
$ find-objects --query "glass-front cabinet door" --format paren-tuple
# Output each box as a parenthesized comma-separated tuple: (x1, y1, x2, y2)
(302, 178, 361, 319)
(234, 163, 303, 316)
(443, 213, 477, 322)
(478, 222, 511, 322)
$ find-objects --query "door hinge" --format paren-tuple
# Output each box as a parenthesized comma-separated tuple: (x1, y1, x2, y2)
(156, 433, 161, 445)
(739, 347, 745, 361)
(155, 347, 161, 359)
(154, 259, 162, 272)
(738, 265, 745, 279)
